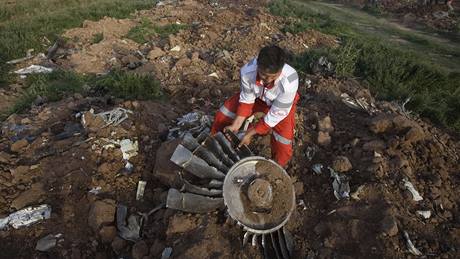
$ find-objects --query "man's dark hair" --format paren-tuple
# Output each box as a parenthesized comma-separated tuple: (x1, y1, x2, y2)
(257, 45, 286, 74)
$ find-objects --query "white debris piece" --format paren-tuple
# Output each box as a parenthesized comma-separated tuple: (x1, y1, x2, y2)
(14, 65, 53, 75)
(403, 178, 423, 201)
(351, 185, 365, 200)
(89, 186, 102, 195)
(312, 164, 323, 175)
(208, 72, 219, 78)
(403, 231, 423, 256)
(0, 204, 51, 230)
(416, 210, 431, 219)
(96, 107, 133, 127)
(168, 111, 212, 139)
(329, 167, 350, 200)
(120, 139, 139, 160)
(170, 45, 181, 52)
(136, 181, 147, 200)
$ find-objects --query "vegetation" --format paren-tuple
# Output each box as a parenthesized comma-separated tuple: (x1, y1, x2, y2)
(91, 33, 104, 44)
(126, 18, 188, 44)
(271, 0, 460, 132)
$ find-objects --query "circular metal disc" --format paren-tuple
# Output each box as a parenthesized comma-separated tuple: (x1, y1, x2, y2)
(223, 156, 295, 234)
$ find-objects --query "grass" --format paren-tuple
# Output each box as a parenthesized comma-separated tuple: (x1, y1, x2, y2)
(270, 0, 460, 132)
(91, 33, 104, 44)
(2, 70, 164, 119)
(126, 18, 188, 44)
(0, 0, 157, 86)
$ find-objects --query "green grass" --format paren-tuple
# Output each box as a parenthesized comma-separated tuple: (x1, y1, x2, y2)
(91, 33, 104, 44)
(0, 0, 157, 86)
(2, 70, 164, 118)
(271, 0, 460, 132)
(126, 18, 188, 44)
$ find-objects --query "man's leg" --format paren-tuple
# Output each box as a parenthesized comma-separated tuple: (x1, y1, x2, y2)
(270, 95, 299, 167)
(211, 93, 241, 134)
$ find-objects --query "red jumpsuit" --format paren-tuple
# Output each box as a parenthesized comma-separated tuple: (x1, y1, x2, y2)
(211, 58, 300, 167)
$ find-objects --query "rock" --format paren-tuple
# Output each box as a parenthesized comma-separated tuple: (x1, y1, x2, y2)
(362, 140, 386, 151)
(369, 115, 392, 134)
(294, 182, 304, 196)
(152, 139, 183, 188)
(21, 118, 32, 124)
(317, 131, 331, 146)
(111, 236, 126, 254)
(10, 139, 29, 153)
(318, 116, 334, 133)
(405, 127, 425, 143)
(381, 215, 398, 237)
(392, 115, 413, 131)
(0, 151, 12, 163)
(88, 199, 116, 231)
(132, 240, 149, 259)
(10, 165, 33, 183)
(148, 47, 165, 60)
(82, 111, 105, 131)
(99, 226, 117, 243)
(11, 182, 45, 209)
(166, 214, 201, 237)
(332, 156, 352, 173)
(150, 239, 165, 257)
(121, 54, 142, 69)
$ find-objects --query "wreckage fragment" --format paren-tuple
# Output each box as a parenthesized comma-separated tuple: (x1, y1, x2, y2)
(166, 188, 225, 213)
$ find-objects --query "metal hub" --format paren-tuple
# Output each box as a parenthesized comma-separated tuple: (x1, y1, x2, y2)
(223, 156, 295, 234)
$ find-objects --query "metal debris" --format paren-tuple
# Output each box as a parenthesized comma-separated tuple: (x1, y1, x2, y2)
(312, 164, 323, 175)
(120, 139, 139, 160)
(161, 247, 173, 259)
(329, 167, 350, 200)
(403, 231, 423, 256)
(88, 186, 102, 195)
(340, 93, 377, 115)
(298, 199, 307, 210)
(166, 188, 224, 213)
(305, 146, 316, 161)
(182, 178, 223, 197)
(35, 233, 63, 252)
(96, 107, 133, 127)
(416, 210, 431, 219)
(136, 181, 147, 200)
(168, 112, 212, 139)
(403, 178, 423, 201)
(116, 205, 141, 241)
(0, 204, 51, 230)
(6, 49, 36, 64)
(14, 65, 53, 75)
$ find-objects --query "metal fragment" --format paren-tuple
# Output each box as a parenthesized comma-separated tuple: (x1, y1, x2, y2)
(116, 205, 141, 241)
(403, 231, 423, 256)
(202, 135, 234, 167)
(136, 181, 147, 200)
(329, 167, 350, 200)
(166, 188, 224, 213)
(214, 132, 240, 162)
(403, 178, 423, 201)
(182, 178, 223, 197)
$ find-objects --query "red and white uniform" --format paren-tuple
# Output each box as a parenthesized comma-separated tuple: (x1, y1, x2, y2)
(211, 57, 300, 167)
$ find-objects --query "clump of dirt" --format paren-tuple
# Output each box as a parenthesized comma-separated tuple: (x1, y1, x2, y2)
(0, 0, 459, 258)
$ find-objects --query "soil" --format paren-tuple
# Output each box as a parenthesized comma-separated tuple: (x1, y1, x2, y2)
(0, 0, 459, 258)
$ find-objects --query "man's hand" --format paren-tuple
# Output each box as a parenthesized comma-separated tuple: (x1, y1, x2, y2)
(239, 128, 257, 147)
(224, 115, 246, 133)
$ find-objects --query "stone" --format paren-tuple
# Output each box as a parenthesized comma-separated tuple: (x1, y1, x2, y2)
(152, 139, 183, 188)
(0, 151, 11, 163)
(88, 199, 116, 231)
(317, 131, 331, 146)
(392, 115, 413, 131)
(369, 115, 392, 134)
(381, 215, 398, 237)
(132, 240, 149, 259)
(11, 182, 45, 209)
(10, 139, 29, 153)
(332, 156, 352, 173)
(10, 165, 33, 183)
(294, 182, 304, 196)
(111, 236, 126, 254)
(362, 140, 386, 151)
(99, 226, 117, 243)
(147, 47, 165, 60)
(150, 239, 165, 257)
(121, 54, 142, 69)
(317, 116, 334, 133)
(405, 127, 425, 143)
(166, 214, 200, 236)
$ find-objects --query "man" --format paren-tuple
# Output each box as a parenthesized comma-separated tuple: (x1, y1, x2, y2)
(211, 45, 299, 167)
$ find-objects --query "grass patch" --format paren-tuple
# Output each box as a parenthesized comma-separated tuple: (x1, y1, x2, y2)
(3, 70, 164, 118)
(91, 33, 104, 44)
(0, 0, 157, 87)
(126, 18, 188, 44)
(270, 0, 460, 132)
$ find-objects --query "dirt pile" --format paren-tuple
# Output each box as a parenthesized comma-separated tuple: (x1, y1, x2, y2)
(0, 0, 459, 258)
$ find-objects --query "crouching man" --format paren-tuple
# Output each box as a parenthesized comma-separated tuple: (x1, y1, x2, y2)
(211, 45, 299, 167)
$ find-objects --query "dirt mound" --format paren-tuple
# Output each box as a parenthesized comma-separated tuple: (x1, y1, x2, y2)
(0, 0, 459, 258)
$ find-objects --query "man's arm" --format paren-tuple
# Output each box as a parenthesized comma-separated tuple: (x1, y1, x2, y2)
(226, 70, 256, 132)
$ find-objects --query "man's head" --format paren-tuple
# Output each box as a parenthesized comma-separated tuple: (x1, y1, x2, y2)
(257, 45, 286, 85)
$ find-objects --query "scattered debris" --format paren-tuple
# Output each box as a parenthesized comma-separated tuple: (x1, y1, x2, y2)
(350, 185, 365, 200)
(403, 178, 423, 201)
(208, 72, 219, 78)
(136, 181, 147, 200)
(403, 231, 423, 256)
(340, 93, 377, 114)
(312, 163, 323, 175)
(116, 205, 141, 241)
(14, 65, 53, 75)
(96, 107, 133, 127)
(298, 199, 307, 210)
(6, 49, 36, 64)
(416, 210, 431, 219)
(170, 45, 181, 52)
(89, 186, 102, 195)
(433, 11, 449, 19)
(168, 112, 211, 139)
(35, 233, 63, 252)
(0, 204, 51, 230)
(120, 139, 139, 160)
(329, 167, 350, 200)
(161, 247, 173, 259)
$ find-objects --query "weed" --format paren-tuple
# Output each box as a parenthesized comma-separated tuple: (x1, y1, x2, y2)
(127, 18, 188, 44)
(91, 33, 104, 44)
